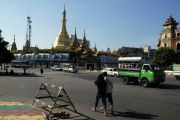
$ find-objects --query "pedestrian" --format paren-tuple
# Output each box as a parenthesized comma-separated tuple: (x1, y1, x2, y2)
(40, 67, 44, 75)
(23, 67, 26, 75)
(92, 72, 107, 115)
(105, 76, 114, 115)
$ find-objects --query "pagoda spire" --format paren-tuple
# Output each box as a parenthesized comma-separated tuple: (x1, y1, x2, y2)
(60, 4, 69, 39)
(75, 27, 77, 39)
(83, 29, 86, 40)
(93, 43, 97, 52)
(13, 34, 15, 42)
(53, 5, 69, 49)
(70, 27, 79, 51)
(11, 34, 17, 52)
(63, 4, 66, 16)
(79, 29, 89, 50)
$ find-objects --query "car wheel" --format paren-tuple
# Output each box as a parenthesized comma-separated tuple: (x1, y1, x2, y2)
(141, 79, 148, 87)
(176, 76, 180, 80)
(114, 73, 117, 77)
(123, 77, 129, 85)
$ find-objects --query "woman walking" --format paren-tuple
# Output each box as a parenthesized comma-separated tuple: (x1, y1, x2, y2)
(105, 76, 114, 115)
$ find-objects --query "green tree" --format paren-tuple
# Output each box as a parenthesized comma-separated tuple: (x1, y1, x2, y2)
(116, 48, 128, 57)
(0, 30, 14, 65)
(153, 47, 178, 68)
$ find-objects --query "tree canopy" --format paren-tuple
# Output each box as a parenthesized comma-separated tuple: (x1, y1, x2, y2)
(153, 47, 178, 68)
(116, 48, 128, 57)
(0, 30, 14, 64)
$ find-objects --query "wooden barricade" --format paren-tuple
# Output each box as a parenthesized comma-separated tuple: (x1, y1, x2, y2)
(32, 83, 77, 119)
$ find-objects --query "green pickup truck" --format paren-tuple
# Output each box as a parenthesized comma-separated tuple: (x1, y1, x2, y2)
(118, 64, 165, 87)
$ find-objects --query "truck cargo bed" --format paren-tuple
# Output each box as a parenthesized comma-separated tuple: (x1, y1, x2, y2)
(119, 68, 140, 78)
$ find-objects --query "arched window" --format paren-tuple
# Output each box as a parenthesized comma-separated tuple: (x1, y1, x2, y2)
(177, 43, 180, 53)
(177, 33, 180, 37)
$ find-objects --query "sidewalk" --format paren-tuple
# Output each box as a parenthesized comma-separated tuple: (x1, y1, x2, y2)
(0, 101, 44, 120)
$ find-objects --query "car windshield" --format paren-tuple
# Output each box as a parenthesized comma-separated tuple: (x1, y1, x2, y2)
(72, 66, 77, 69)
(113, 69, 117, 71)
(53, 65, 59, 68)
(150, 65, 160, 71)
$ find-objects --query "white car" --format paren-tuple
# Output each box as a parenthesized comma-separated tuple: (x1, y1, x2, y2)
(101, 68, 119, 77)
(51, 66, 62, 71)
(62, 64, 78, 73)
(173, 71, 180, 80)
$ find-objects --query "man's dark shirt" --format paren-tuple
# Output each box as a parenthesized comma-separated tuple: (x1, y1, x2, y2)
(95, 74, 107, 97)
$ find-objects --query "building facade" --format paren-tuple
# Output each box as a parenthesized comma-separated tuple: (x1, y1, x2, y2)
(121, 47, 144, 57)
(158, 15, 180, 53)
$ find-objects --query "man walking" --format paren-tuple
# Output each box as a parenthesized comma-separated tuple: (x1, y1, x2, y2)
(92, 72, 107, 115)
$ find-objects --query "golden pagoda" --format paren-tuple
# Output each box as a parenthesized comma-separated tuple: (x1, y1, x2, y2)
(54, 5, 70, 50)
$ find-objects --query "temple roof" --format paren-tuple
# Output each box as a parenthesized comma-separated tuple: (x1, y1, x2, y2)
(69, 28, 79, 51)
(163, 15, 179, 27)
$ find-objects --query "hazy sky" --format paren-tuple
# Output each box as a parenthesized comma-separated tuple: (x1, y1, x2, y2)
(0, 0, 180, 51)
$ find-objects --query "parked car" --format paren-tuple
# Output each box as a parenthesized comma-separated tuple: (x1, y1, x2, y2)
(62, 64, 78, 73)
(101, 67, 119, 77)
(50, 65, 62, 71)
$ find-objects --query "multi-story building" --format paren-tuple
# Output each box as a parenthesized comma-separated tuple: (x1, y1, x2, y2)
(120, 46, 144, 57)
(143, 45, 156, 59)
(158, 15, 180, 53)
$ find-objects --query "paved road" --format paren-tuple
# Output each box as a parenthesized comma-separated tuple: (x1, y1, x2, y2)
(0, 68, 180, 120)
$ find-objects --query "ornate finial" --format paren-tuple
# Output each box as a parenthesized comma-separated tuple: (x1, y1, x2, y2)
(75, 27, 77, 38)
(169, 12, 172, 17)
(83, 29, 86, 40)
(14, 34, 15, 42)
(84, 29, 86, 37)
(94, 43, 97, 52)
(62, 4, 66, 23)
(169, 13, 172, 19)
(75, 27, 77, 35)
(63, 4, 66, 16)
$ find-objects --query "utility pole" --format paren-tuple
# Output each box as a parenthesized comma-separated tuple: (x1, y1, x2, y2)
(27, 16, 32, 48)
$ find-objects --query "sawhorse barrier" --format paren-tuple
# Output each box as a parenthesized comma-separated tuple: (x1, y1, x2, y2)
(32, 83, 77, 120)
